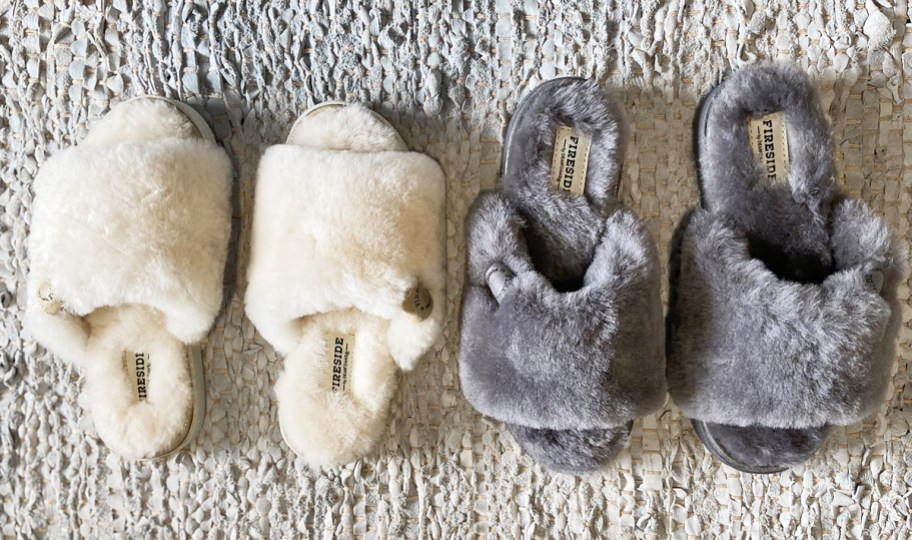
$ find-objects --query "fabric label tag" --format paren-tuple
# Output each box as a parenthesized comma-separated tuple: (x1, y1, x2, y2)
(549, 125, 592, 196)
(326, 332, 355, 393)
(748, 111, 790, 184)
(123, 352, 150, 400)
(402, 283, 433, 320)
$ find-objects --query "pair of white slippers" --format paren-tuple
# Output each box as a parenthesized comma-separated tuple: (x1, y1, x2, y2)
(26, 97, 446, 465)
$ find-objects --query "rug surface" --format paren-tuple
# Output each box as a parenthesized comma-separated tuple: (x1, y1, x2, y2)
(0, 1, 910, 538)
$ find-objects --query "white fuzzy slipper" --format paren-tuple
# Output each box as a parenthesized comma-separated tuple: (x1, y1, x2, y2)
(26, 97, 233, 460)
(245, 103, 446, 467)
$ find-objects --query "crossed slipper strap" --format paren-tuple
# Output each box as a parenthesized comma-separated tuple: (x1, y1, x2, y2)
(26, 137, 233, 367)
(459, 192, 667, 432)
(245, 143, 446, 370)
(667, 199, 908, 429)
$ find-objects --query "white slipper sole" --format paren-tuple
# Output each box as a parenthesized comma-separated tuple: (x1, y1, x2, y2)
(246, 102, 446, 467)
(27, 96, 231, 459)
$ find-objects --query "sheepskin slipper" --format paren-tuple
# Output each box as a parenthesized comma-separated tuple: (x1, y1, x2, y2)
(459, 78, 666, 474)
(667, 62, 908, 473)
(26, 97, 232, 460)
(245, 103, 446, 467)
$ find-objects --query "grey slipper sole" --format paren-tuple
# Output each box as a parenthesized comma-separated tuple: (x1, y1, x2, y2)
(460, 77, 665, 475)
(688, 70, 831, 474)
(501, 77, 631, 472)
(507, 422, 634, 474)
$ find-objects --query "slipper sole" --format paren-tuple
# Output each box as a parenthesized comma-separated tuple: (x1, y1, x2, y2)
(145, 345, 207, 460)
(274, 103, 414, 465)
(690, 77, 830, 474)
(499, 77, 633, 473)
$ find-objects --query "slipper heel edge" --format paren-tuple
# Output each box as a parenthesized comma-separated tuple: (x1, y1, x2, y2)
(146, 344, 207, 461)
(124, 96, 217, 143)
(691, 419, 788, 474)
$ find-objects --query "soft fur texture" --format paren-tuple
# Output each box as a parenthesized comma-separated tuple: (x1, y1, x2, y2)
(461, 195, 665, 429)
(459, 79, 666, 474)
(245, 104, 446, 467)
(668, 202, 906, 429)
(27, 99, 233, 366)
(697, 62, 836, 283)
(84, 305, 193, 458)
(275, 311, 399, 467)
(668, 63, 908, 432)
(27, 98, 232, 458)
(507, 423, 634, 474)
(500, 78, 627, 286)
(286, 103, 407, 152)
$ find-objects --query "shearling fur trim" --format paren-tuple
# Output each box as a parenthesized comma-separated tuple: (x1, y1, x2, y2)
(245, 144, 446, 370)
(245, 104, 446, 467)
(460, 193, 666, 431)
(27, 101, 232, 367)
(667, 201, 907, 429)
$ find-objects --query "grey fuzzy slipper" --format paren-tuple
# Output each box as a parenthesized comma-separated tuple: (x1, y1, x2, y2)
(459, 78, 666, 474)
(668, 63, 908, 473)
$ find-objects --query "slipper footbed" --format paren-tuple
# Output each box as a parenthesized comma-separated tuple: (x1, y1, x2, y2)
(277, 310, 399, 467)
(85, 305, 193, 459)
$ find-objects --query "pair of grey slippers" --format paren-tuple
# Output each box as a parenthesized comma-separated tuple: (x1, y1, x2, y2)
(459, 63, 907, 475)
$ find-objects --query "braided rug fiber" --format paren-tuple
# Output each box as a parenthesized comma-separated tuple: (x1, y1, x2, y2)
(0, 1, 910, 538)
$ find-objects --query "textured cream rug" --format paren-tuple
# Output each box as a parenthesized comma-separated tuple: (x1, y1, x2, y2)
(0, 1, 909, 538)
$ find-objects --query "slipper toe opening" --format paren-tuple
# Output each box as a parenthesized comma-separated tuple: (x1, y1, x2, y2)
(287, 103, 407, 152)
(83, 97, 206, 146)
(693, 420, 830, 474)
(507, 422, 632, 475)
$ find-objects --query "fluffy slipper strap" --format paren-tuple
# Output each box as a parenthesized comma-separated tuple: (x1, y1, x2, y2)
(27, 138, 232, 367)
(459, 192, 666, 431)
(668, 199, 907, 429)
(245, 144, 446, 370)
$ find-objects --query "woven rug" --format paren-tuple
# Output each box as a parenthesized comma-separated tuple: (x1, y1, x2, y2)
(1, 1, 910, 538)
